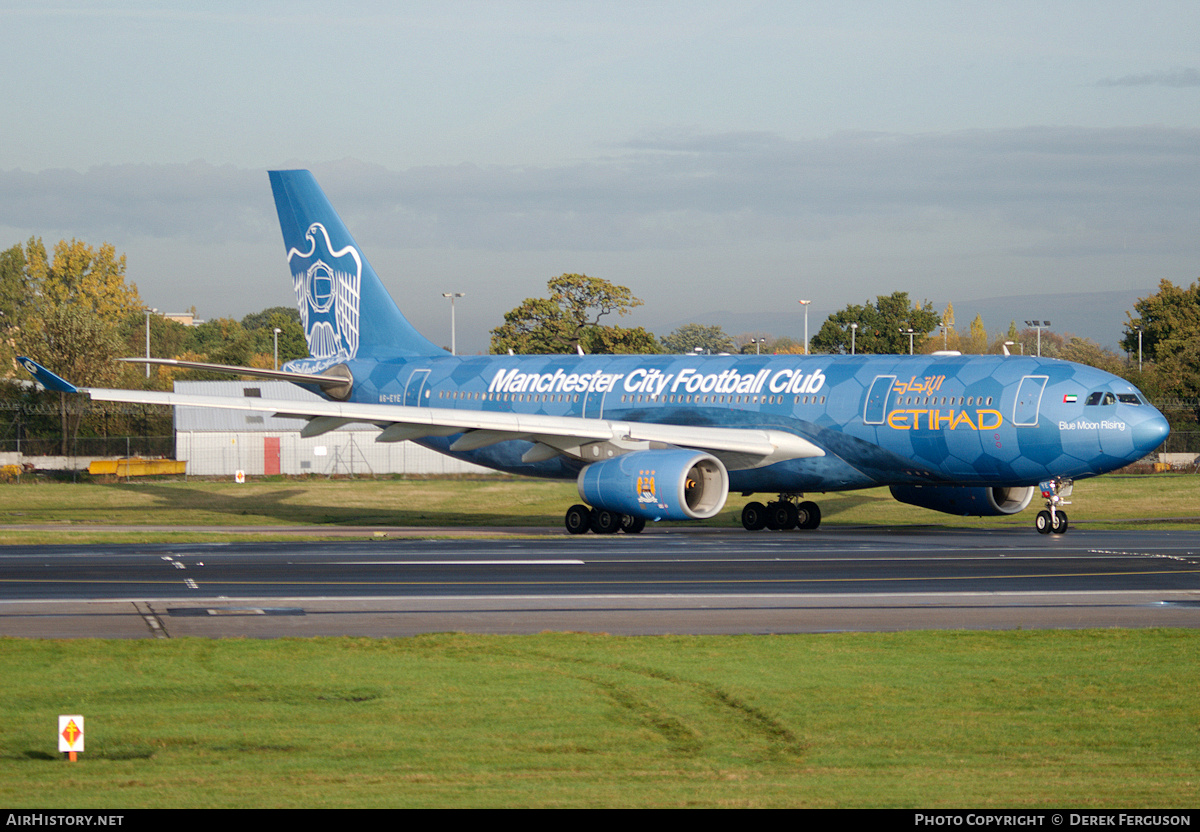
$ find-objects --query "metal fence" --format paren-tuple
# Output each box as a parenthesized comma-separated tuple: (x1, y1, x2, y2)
(1158, 432, 1200, 454)
(0, 435, 174, 458)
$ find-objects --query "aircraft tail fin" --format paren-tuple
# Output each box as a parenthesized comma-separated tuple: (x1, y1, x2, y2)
(268, 170, 443, 366)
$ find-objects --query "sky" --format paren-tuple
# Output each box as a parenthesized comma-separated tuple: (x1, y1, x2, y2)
(2, 0, 1199, 354)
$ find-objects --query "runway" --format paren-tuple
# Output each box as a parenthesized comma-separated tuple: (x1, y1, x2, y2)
(1, 527, 1198, 637)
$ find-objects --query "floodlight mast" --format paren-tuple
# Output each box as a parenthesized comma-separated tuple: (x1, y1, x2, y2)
(443, 292, 465, 355)
(798, 300, 811, 355)
(1024, 320, 1050, 357)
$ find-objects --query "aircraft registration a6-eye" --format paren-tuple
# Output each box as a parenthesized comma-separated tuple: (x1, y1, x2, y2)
(20, 171, 1170, 535)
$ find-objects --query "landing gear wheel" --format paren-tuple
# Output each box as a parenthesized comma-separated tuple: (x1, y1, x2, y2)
(1038, 477, 1073, 536)
(590, 508, 620, 534)
(782, 501, 799, 530)
(1035, 510, 1052, 534)
(797, 501, 821, 530)
(765, 501, 795, 531)
(742, 501, 767, 531)
(1051, 511, 1068, 534)
(621, 514, 646, 534)
(565, 504, 591, 535)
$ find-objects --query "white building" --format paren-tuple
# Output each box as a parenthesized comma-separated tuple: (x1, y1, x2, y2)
(174, 381, 493, 477)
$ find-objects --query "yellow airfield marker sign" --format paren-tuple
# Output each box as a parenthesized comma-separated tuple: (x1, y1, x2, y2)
(58, 714, 84, 761)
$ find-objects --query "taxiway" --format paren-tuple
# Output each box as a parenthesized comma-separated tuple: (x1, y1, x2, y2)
(1, 527, 1197, 637)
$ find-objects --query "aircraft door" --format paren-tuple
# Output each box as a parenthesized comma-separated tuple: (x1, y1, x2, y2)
(404, 369, 430, 407)
(583, 390, 606, 419)
(1013, 375, 1048, 426)
(864, 375, 896, 425)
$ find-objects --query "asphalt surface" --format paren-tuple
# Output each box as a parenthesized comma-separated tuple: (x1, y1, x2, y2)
(1, 526, 1198, 636)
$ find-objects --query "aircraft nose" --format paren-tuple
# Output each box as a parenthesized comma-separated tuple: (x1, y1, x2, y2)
(1132, 409, 1170, 458)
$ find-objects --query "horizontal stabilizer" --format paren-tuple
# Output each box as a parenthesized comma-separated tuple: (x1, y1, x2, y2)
(117, 357, 352, 395)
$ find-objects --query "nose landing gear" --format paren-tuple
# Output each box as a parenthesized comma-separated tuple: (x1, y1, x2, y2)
(1035, 478, 1072, 535)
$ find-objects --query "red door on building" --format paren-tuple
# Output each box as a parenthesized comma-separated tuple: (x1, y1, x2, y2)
(264, 436, 281, 476)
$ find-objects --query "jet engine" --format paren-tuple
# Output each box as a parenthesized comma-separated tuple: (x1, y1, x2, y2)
(577, 450, 729, 521)
(889, 484, 1035, 517)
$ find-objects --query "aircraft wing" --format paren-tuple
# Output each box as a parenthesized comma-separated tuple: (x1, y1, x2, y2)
(86, 386, 824, 470)
(19, 357, 823, 471)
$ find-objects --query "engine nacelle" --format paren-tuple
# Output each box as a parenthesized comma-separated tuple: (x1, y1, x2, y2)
(577, 449, 729, 521)
(889, 484, 1035, 517)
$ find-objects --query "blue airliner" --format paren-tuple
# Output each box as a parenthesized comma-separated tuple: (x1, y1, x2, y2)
(20, 170, 1170, 535)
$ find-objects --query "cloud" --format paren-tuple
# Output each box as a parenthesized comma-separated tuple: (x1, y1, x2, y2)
(1, 125, 1197, 344)
(1096, 68, 1200, 87)
(3, 126, 1198, 263)
(0, 162, 271, 243)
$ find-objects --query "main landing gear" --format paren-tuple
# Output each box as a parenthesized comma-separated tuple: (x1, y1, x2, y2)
(741, 494, 821, 531)
(564, 504, 646, 535)
(1035, 478, 1073, 535)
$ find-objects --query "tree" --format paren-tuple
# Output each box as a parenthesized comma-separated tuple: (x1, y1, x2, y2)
(1059, 336, 1124, 374)
(490, 274, 650, 354)
(1122, 279, 1200, 363)
(0, 244, 30, 377)
(0, 244, 29, 328)
(965, 314, 989, 354)
(22, 303, 125, 452)
(732, 332, 805, 354)
(810, 292, 940, 354)
(241, 305, 299, 332)
(660, 323, 736, 354)
(25, 237, 141, 321)
(581, 325, 660, 354)
(1019, 326, 1065, 358)
(184, 317, 255, 367)
(242, 306, 307, 366)
(768, 337, 807, 355)
(119, 311, 192, 378)
(1123, 279, 1200, 421)
(15, 238, 143, 451)
(933, 302, 962, 352)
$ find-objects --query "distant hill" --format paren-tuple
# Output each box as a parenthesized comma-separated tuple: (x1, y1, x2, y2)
(658, 289, 1144, 352)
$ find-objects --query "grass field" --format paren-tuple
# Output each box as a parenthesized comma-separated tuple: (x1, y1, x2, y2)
(2, 631, 1197, 808)
(2, 474, 1197, 807)
(0, 472, 1196, 543)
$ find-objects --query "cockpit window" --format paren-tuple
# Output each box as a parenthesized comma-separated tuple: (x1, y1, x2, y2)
(1085, 392, 1103, 406)
(1085, 392, 1117, 406)
(1118, 393, 1142, 405)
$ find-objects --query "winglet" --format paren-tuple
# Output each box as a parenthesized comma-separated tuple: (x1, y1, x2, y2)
(17, 357, 80, 393)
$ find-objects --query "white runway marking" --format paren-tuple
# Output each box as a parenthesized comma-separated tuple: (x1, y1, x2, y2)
(330, 560, 586, 566)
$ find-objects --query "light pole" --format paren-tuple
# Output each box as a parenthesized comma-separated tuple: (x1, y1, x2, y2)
(143, 307, 158, 378)
(1024, 320, 1050, 358)
(750, 337, 764, 355)
(442, 292, 464, 355)
(798, 300, 811, 355)
(1137, 326, 1143, 372)
(850, 323, 858, 355)
(900, 327, 915, 355)
(273, 328, 282, 370)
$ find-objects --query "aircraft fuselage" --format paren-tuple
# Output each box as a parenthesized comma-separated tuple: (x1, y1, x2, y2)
(305, 350, 1168, 494)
